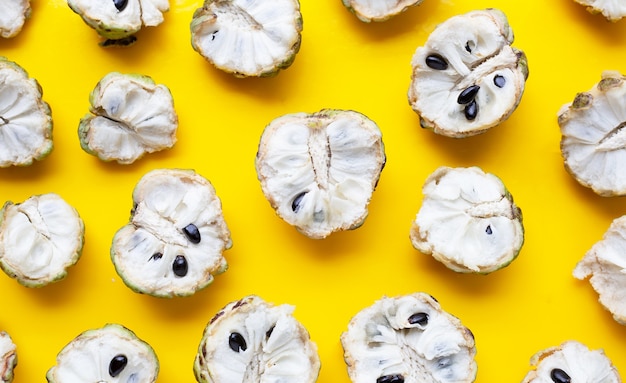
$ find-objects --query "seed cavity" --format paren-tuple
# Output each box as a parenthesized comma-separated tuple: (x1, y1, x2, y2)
(292, 192, 307, 213)
(377, 374, 405, 383)
(486, 225, 493, 235)
(494, 75, 506, 88)
(112, 0, 128, 12)
(172, 255, 188, 277)
(229, 332, 247, 352)
(457, 85, 480, 105)
(183, 223, 201, 244)
(550, 369, 571, 383)
(150, 252, 163, 261)
(425, 54, 448, 70)
(109, 354, 128, 377)
(464, 100, 478, 121)
(408, 312, 429, 326)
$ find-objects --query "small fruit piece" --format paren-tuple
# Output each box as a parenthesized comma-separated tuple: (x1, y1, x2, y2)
(341, 293, 477, 383)
(190, 0, 303, 77)
(573, 215, 626, 325)
(410, 166, 524, 273)
(255, 109, 386, 239)
(193, 295, 321, 383)
(78, 72, 178, 164)
(0, 57, 53, 167)
(573, 0, 626, 21)
(46, 323, 159, 383)
(111, 168, 232, 298)
(408, 9, 528, 137)
(558, 71, 626, 196)
(522, 341, 620, 383)
(0, 193, 84, 288)
(0, 332, 17, 383)
(0, 0, 31, 38)
(341, 0, 424, 22)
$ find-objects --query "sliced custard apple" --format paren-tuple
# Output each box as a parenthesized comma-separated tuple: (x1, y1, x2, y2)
(67, 0, 169, 45)
(255, 109, 386, 239)
(341, 293, 477, 383)
(0, 332, 17, 383)
(0, 57, 53, 167)
(410, 166, 524, 274)
(558, 71, 626, 197)
(408, 8, 528, 137)
(78, 72, 177, 165)
(0, 193, 84, 288)
(342, 0, 424, 22)
(46, 323, 159, 383)
(522, 341, 620, 383)
(111, 168, 232, 298)
(190, 0, 303, 77)
(194, 295, 321, 383)
(573, 215, 626, 325)
(574, 0, 626, 21)
(0, 0, 30, 38)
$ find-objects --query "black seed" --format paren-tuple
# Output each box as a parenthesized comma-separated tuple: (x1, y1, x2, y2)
(266, 325, 275, 339)
(377, 374, 404, 383)
(229, 332, 247, 352)
(408, 312, 429, 326)
(457, 85, 480, 105)
(464, 100, 478, 121)
(150, 252, 163, 261)
(465, 41, 472, 53)
(486, 225, 493, 235)
(494, 74, 506, 88)
(550, 369, 571, 383)
(183, 224, 201, 244)
(425, 54, 448, 70)
(292, 192, 307, 213)
(109, 354, 128, 377)
(172, 255, 188, 277)
(113, 0, 127, 12)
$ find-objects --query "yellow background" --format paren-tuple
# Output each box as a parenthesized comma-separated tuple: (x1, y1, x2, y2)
(2, 0, 626, 382)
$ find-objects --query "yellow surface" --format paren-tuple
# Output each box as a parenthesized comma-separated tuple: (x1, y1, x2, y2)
(2, 0, 626, 382)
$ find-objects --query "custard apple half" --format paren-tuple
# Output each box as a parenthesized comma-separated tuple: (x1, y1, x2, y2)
(111, 168, 232, 298)
(46, 323, 159, 383)
(67, 0, 169, 45)
(255, 109, 386, 239)
(194, 295, 321, 383)
(78, 72, 178, 164)
(573, 0, 626, 21)
(341, 0, 424, 22)
(408, 8, 528, 137)
(341, 293, 477, 383)
(0, 0, 30, 38)
(0, 193, 84, 288)
(0, 57, 53, 167)
(190, 0, 303, 77)
(0, 332, 17, 383)
(410, 166, 524, 274)
(522, 341, 620, 383)
(558, 71, 626, 197)
(573, 215, 626, 325)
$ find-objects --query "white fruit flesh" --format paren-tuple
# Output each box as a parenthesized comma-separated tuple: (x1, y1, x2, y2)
(0, 0, 30, 38)
(341, 0, 424, 22)
(574, 0, 626, 21)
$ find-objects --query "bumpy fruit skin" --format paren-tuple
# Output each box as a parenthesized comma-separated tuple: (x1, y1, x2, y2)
(0, 57, 53, 167)
(0, 0, 31, 38)
(194, 295, 321, 383)
(573, 0, 626, 21)
(341, 293, 477, 383)
(522, 341, 620, 383)
(46, 323, 159, 383)
(341, 0, 424, 22)
(111, 168, 232, 298)
(558, 71, 626, 197)
(190, 0, 303, 77)
(0, 332, 17, 383)
(408, 8, 528, 138)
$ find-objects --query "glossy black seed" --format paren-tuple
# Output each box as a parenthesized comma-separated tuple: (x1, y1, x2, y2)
(229, 332, 247, 352)
(113, 0, 127, 12)
(183, 223, 201, 244)
(377, 374, 405, 383)
(408, 312, 429, 326)
(465, 41, 472, 53)
(550, 369, 571, 383)
(266, 325, 275, 339)
(109, 354, 128, 377)
(464, 100, 478, 121)
(494, 75, 506, 88)
(150, 252, 163, 261)
(172, 255, 188, 277)
(425, 54, 448, 70)
(292, 192, 307, 213)
(486, 225, 493, 235)
(457, 85, 480, 105)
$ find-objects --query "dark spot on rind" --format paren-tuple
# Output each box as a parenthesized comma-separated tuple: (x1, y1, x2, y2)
(210, 310, 224, 324)
(183, 223, 201, 244)
(494, 75, 506, 88)
(100, 35, 137, 47)
(550, 369, 571, 383)
(229, 332, 247, 352)
(172, 255, 188, 277)
(109, 354, 128, 377)
(572, 92, 593, 109)
(425, 54, 448, 70)
(408, 312, 429, 326)
(377, 374, 405, 383)
(457, 85, 480, 105)
(292, 192, 307, 213)
(464, 100, 478, 120)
